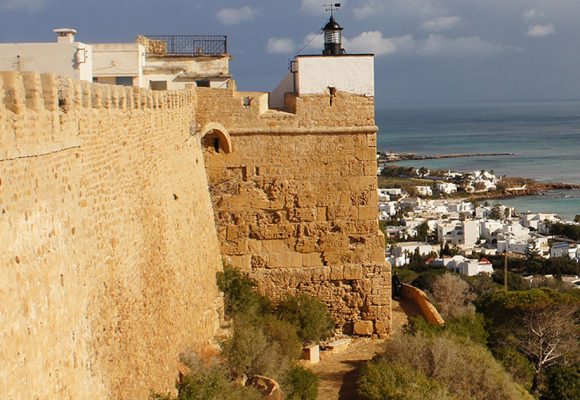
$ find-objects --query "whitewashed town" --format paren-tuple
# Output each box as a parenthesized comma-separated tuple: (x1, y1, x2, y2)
(377, 155, 580, 288)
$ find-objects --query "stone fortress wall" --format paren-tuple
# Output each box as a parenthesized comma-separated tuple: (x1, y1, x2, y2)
(0, 68, 391, 399)
(0, 72, 223, 399)
(197, 86, 391, 336)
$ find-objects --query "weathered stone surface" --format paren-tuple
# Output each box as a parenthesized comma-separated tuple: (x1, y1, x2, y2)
(302, 344, 321, 364)
(247, 375, 284, 400)
(353, 321, 374, 336)
(325, 338, 352, 354)
(0, 74, 222, 399)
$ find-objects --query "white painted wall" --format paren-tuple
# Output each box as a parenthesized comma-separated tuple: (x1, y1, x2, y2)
(269, 72, 294, 109)
(295, 55, 374, 96)
(92, 43, 145, 86)
(0, 42, 92, 81)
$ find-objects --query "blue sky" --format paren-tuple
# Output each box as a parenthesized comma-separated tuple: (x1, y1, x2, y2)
(1, 0, 579, 105)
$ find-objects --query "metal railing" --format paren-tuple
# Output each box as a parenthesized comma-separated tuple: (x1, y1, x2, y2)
(143, 35, 227, 55)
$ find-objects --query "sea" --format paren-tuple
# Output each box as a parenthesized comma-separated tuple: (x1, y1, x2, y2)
(376, 101, 580, 220)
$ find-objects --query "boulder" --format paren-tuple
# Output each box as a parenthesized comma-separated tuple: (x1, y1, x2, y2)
(247, 375, 283, 400)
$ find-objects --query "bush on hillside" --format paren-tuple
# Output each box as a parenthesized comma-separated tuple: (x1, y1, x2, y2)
(397, 268, 418, 284)
(282, 366, 319, 400)
(544, 363, 580, 400)
(150, 364, 261, 400)
(222, 316, 301, 379)
(492, 347, 535, 391)
(377, 333, 533, 400)
(409, 313, 488, 347)
(410, 269, 446, 292)
(430, 273, 475, 319)
(216, 265, 271, 318)
(358, 360, 455, 400)
(276, 294, 334, 343)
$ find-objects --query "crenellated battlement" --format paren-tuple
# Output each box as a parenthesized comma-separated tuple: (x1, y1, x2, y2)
(0, 72, 197, 162)
(0, 71, 195, 115)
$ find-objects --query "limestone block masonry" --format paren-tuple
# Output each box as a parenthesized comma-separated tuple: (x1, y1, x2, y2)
(198, 86, 391, 336)
(0, 72, 223, 399)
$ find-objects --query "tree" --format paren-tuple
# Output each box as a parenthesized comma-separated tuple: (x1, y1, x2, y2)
(544, 363, 580, 400)
(514, 304, 578, 393)
(480, 289, 580, 394)
(574, 215, 580, 223)
(525, 239, 541, 261)
(430, 274, 476, 319)
(490, 204, 503, 220)
(416, 222, 429, 242)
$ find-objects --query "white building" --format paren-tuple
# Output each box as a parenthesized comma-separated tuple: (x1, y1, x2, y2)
(520, 213, 559, 231)
(480, 220, 504, 240)
(0, 29, 232, 91)
(436, 182, 458, 194)
(448, 201, 474, 214)
(0, 29, 93, 81)
(415, 186, 433, 197)
(377, 189, 391, 203)
(446, 256, 494, 276)
(551, 242, 570, 258)
(393, 242, 436, 258)
(379, 202, 397, 220)
(437, 220, 480, 248)
(380, 188, 403, 197)
(270, 53, 374, 109)
(496, 237, 528, 254)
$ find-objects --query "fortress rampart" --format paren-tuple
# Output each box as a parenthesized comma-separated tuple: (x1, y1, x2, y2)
(0, 72, 223, 399)
(197, 87, 391, 336)
(0, 69, 391, 399)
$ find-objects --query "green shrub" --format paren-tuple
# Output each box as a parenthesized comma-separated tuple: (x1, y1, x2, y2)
(282, 366, 319, 400)
(443, 313, 488, 346)
(216, 265, 271, 318)
(544, 363, 580, 400)
(492, 347, 534, 391)
(151, 365, 261, 400)
(222, 316, 301, 380)
(358, 360, 455, 400)
(379, 333, 533, 400)
(276, 294, 334, 343)
(409, 313, 488, 347)
(398, 268, 418, 284)
(411, 269, 446, 292)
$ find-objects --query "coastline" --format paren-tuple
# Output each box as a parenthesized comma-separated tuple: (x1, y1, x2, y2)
(462, 182, 580, 203)
(379, 160, 580, 219)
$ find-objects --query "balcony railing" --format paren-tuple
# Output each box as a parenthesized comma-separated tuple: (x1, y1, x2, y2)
(143, 35, 227, 56)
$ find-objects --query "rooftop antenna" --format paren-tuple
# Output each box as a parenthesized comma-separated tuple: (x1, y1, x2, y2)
(325, 3, 342, 18)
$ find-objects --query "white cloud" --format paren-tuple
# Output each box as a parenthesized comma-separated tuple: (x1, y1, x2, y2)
(303, 32, 325, 51)
(266, 37, 296, 54)
(344, 31, 415, 56)
(527, 23, 556, 37)
(418, 34, 510, 57)
(353, 0, 445, 20)
(421, 16, 463, 32)
(304, 29, 509, 58)
(522, 8, 545, 21)
(215, 6, 258, 25)
(353, 0, 385, 20)
(0, 0, 44, 11)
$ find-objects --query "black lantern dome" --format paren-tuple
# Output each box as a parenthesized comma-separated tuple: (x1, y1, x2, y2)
(322, 15, 344, 56)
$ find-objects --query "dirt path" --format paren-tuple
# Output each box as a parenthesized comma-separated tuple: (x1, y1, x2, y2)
(311, 299, 420, 400)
